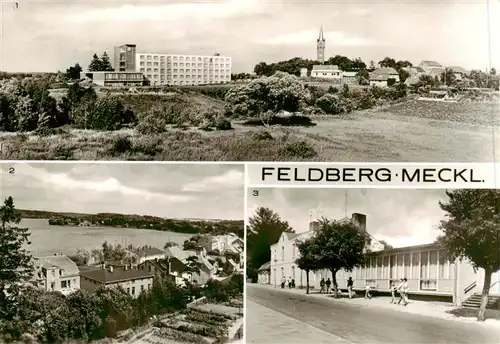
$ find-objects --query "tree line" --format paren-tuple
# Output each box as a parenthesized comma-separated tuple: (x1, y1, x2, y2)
(247, 189, 500, 322)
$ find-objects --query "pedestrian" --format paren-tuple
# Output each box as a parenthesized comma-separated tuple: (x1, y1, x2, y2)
(291, 279, 296, 288)
(326, 278, 332, 294)
(319, 278, 325, 293)
(288, 277, 292, 289)
(398, 278, 409, 306)
(281, 276, 286, 289)
(347, 277, 354, 299)
(364, 283, 372, 299)
(389, 281, 397, 304)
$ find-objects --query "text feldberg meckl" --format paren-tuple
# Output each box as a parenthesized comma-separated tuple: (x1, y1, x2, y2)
(260, 167, 485, 183)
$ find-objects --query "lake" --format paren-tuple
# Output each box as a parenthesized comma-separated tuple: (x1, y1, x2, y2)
(20, 219, 193, 257)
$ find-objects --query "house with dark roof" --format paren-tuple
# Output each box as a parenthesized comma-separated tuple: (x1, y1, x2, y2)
(257, 261, 271, 284)
(165, 246, 216, 285)
(34, 255, 80, 295)
(126, 246, 166, 265)
(310, 65, 343, 80)
(369, 67, 400, 87)
(137, 258, 175, 284)
(418, 60, 445, 77)
(79, 264, 154, 298)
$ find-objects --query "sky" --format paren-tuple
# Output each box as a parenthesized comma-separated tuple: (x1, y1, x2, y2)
(0, 163, 244, 220)
(247, 188, 450, 248)
(1, 0, 498, 73)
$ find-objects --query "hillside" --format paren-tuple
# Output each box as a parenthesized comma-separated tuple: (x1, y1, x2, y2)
(15, 209, 244, 238)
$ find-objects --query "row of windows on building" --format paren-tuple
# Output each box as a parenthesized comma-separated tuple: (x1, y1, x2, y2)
(352, 251, 454, 281)
(139, 68, 230, 74)
(60, 279, 76, 289)
(104, 73, 143, 80)
(126, 283, 152, 296)
(145, 74, 230, 80)
(139, 55, 230, 63)
(140, 62, 230, 68)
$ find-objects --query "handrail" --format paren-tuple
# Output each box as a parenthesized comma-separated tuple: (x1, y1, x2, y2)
(490, 280, 498, 289)
(464, 281, 477, 294)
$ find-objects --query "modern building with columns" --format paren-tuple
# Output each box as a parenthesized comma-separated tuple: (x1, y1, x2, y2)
(268, 213, 500, 306)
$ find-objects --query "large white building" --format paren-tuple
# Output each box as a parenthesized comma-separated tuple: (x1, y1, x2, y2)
(33, 255, 80, 296)
(267, 213, 500, 306)
(136, 52, 232, 86)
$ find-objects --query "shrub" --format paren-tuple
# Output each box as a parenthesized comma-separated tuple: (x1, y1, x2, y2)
(315, 93, 344, 115)
(252, 131, 273, 141)
(281, 140, 317, 159)
(214, 118, 232, 130)
(111, 136, 133, 154)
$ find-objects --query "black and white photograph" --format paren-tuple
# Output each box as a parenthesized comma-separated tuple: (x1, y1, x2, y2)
(0, 0, 498, 161)
(0, 163, 244, 343)
(246, 188, 500, 343)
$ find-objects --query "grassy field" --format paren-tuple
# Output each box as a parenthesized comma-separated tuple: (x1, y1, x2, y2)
(0, 100, 498, 162)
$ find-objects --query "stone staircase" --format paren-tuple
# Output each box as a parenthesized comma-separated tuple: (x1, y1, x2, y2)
(461, 293, 500, 309)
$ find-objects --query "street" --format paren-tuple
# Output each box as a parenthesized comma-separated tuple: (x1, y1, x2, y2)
(247, 284, 500, 344)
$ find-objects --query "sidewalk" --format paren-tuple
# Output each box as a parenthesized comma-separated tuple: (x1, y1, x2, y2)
(247, 299, 352, 344)
(251, 284, 500, 329)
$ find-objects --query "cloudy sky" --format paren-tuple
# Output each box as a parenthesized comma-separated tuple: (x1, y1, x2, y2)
(1, 0, 498, 73)
(0, 163, 244, 220)
(247, 188, 450, 248)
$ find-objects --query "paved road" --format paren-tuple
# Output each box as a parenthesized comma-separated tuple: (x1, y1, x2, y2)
(247, 285, 500, 344)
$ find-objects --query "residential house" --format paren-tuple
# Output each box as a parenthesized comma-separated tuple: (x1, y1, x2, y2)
(310, 65, 343, 81)
(449, 66, 468, 81)
(369, 68, 400, 87)
(342, 71, 358, 85)
(418, 60, 445, 77)
(165, 246, 216, 285)
(257, 262, 271, 284)
(269, 213, 500, 306)
(33, 255, 80, 295)
(199, 233, 243, 255)
(126, 246, 166, 265)
(80, 264, 154, 298)
(300, 68, 308, 78)
(137, 258, 175, 284)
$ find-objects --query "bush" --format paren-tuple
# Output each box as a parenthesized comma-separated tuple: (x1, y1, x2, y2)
(111, 136, 133, 154)
(281, 140, 317, 159)
(214, 118, 232, 130)
(315, 93, 344, 115)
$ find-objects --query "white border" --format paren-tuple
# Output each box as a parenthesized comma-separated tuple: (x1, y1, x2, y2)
(243, 163, 248, 343)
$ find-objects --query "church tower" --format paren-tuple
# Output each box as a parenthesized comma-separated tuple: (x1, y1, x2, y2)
(317, 26, 325, 64)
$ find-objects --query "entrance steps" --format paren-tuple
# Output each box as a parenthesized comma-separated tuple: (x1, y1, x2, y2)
(461, 293, 500, 309)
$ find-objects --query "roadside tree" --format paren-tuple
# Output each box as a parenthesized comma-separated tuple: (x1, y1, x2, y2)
(311, 218, 369, 298)
(295, 238, 320, 294)
(438, 189, 500, 321)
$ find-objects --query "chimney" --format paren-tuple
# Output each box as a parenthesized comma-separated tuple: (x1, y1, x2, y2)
(108, 266, 113, 273)
(309, 221, 319, 232)
(351, 213, 367, 231)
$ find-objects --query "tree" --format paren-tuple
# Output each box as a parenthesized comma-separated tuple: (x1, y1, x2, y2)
(311, 218, 369, 298)
(440, 68, 456, 87)
(225, 72, 312, 122)
(100, 52, 114, 72)
(398, 68, 410, 84)
(295, 239, 320, 294)
(356, 69, 370, 85)
(164, 241, 178, 249)
(88, 54, 102, 72)
(184, 256, 203, 283)
(369, 60, 376, 71)
(378, 57, 397, 69)
(0, 196, 34, 319)
(246, 207, 294, 281)
(438, 189, 500, 321)
(65, 63, 83, 80)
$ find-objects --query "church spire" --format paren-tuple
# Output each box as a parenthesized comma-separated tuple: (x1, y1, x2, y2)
(318, 26, 324, 42)
(316, 26, 326, 64)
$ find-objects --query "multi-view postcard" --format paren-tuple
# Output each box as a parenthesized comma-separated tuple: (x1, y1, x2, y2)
(0, 163, 244, 343)
(0, 0, 498, 161)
